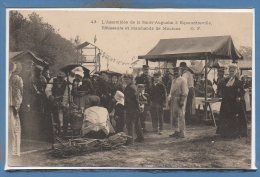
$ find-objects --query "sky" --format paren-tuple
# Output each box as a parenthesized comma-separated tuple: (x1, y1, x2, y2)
(17, 9, 253, 73)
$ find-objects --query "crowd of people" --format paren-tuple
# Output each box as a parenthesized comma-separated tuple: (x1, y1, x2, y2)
(8, 60, 249, 157)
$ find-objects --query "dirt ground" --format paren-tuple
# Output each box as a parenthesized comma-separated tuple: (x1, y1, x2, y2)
(8, 121, 252, 169)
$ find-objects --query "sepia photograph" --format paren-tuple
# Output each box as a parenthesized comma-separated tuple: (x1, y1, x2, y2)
(6, 8, 254, 170)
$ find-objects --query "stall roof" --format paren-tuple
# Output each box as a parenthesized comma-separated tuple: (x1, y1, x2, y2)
(138, 36, 243, 62)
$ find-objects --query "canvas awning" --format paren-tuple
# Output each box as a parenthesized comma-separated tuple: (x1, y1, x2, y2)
(138, 36, 243, 62)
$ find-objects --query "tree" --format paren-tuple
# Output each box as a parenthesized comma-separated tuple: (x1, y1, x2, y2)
(239, 46, 252, 61)
(9, 11, 78, 75)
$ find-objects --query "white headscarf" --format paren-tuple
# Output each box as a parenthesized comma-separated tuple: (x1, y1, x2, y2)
(72, 67, 84, 78)
(226, 63, 238, 87)
(114, 90, 124, 106)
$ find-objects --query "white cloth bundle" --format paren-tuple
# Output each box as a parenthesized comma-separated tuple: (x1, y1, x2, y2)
(82, 106, 115, 136)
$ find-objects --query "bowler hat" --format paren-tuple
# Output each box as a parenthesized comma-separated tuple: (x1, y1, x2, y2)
(142, 65, 149, 69)
(153, 72, 161, 77)
(179, 62, 187, 67)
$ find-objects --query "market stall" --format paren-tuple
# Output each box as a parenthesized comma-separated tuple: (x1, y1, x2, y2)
(138, 35, 243, 124)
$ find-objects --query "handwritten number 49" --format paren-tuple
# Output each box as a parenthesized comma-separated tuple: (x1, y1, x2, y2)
(91, 20, 97, 24)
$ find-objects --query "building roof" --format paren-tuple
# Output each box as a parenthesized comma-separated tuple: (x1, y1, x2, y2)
(9, 50, 49, 66)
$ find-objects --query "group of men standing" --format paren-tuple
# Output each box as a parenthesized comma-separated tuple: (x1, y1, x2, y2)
(11, 59, 194, 149)
(123, 62, 194, 142)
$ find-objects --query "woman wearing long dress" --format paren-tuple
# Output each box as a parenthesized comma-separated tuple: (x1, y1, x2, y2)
(9, 62, 23, 156)
(216, 63, 247, 138)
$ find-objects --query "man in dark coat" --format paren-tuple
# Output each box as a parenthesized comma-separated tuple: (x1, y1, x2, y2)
(162, 69, 172, 94)
(150, 72, 167, 133)
(123, 74, 144, 142)
(27, 65, 48, 140)
(97, 73, 112, 110)
(135, 65, 152, 132)
(213, 67, 225, 97)
(45, 72, 67, 135)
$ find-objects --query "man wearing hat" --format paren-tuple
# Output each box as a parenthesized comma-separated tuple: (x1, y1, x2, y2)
(123, 74, 144, 142)
(179, 62, 195, 124)
(96, 72, 111, 110)
(135, 65, 152, 132)
(213, 67, 225, 97)
(162, 69, 172, 94)
(45, 71, 67, 134)
(42, 66, 51, 83)
(168, 67, 189, 138)
(30, 65, 47, 113)
(150, 72, 166, 133)
(26, 65, 48, 140)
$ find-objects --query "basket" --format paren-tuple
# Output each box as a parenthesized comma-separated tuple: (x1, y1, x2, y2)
(69, 109, 84, 130)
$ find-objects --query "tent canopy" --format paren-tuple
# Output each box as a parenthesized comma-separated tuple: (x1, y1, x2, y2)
(138, 36, 243, 62)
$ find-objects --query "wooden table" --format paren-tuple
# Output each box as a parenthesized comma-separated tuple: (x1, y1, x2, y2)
(201, 98, 222, 127)
(196, 97, 222, 127)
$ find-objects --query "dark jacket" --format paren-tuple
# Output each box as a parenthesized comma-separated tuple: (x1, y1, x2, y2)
(150, 82, 166, 105)
(135, 74, 152, 95)
(162, 74, 172, 94)
(124, 83, 139, 112)
(52, 78, 67, 97)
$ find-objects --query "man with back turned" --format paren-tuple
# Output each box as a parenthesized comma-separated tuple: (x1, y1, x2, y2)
(123, 74, 144, 142)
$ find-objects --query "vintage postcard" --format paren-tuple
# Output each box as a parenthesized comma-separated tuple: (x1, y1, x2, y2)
(6, 8, 255, 170)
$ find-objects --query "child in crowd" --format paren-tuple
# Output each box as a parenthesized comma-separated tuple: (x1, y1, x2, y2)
(110, 90, 125, 133)
(137, 84, 148, 132)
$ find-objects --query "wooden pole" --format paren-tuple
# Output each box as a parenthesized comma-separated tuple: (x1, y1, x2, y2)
(98, 49, 101, 71)
(94, 46, 97, 72)
(205, 56, 208, 120)
(107, 55, 109, 70)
